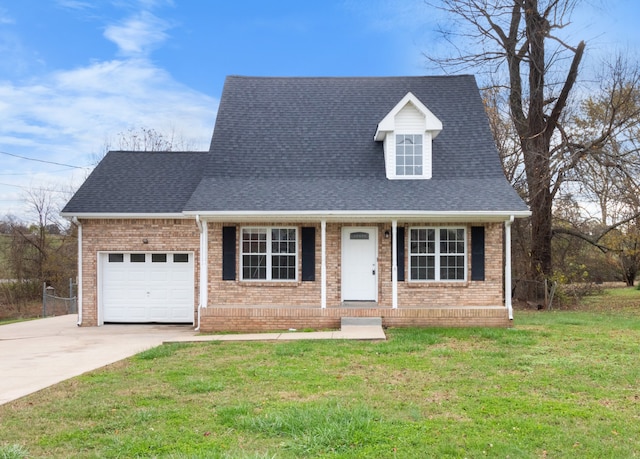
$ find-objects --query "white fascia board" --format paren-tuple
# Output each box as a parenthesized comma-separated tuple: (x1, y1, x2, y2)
(374, 92, 443, 141)
(186, 210, 531, 223)
(60, 212, 192, 220)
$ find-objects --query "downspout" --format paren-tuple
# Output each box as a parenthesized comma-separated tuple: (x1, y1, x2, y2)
(73, 217, 83, 326)
(505, 216, 514, 320)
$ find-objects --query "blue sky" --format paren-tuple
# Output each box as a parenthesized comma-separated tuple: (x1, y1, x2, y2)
(1, 0, 639, 221)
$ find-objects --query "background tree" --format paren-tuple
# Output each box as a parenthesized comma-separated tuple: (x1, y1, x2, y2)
(553, 67, 640, 285)
(429, 0, 640, 289)
(7, 187, 77, 291)
(93, 126, 198, 166)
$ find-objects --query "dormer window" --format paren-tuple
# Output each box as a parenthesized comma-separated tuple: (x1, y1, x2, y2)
(374, 92, 442, 180)
(396, 134, 423, 176)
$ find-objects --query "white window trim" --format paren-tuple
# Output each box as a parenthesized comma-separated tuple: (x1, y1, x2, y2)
(240, 226, 298, 282)
(409, 226, 467, 282)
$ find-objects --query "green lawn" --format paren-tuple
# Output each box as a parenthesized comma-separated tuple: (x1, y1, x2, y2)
(1, 290, 640, 458)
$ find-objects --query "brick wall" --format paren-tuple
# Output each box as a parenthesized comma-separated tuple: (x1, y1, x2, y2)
(79, 218, 200, 326)
(205, 221, 504, 305)
(208, 222, 322, 306)
(395, 222, 504, 307)
(79, 218, 506, 330)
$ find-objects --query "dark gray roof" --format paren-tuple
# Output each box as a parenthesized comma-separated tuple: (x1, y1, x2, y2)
(184, 177, 526, 212)
(63, 75, 528, 216)
(206, 75, 508, 180)
(62, 151, 208, 214)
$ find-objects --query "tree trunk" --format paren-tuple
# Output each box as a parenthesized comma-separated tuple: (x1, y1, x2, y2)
(621, 255, 637, 287)
(523, 136, 553, 279)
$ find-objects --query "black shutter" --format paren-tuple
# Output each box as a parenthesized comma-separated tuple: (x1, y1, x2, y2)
(222, 226, 236, 281)
(396, 227, 405, 282)
(471, 226, 485, 281)
(301, 227, 315, 281)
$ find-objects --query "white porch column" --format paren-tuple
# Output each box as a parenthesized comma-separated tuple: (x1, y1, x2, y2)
(200, 220, 208, 309)
(321, 220, 327, 309)
(392, 220, 398, 309)
(196, 217, 208, 331)
(505, 216, 514, 320)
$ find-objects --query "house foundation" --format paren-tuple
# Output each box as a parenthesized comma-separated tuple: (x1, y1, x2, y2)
(199, 305, 510, 332)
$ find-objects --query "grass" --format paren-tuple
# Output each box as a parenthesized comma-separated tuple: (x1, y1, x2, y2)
(0, 317, 38, 326)
(1, 290, 640, 458)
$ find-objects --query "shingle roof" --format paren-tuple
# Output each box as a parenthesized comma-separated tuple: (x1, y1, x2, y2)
(63, 75, 529, 216)
(205, 75, 507, 180)
(184, 177, 526, 212)
(62, 151, 208, 214)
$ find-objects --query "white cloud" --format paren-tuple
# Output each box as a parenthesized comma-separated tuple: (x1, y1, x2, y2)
(0, 0, 218, 218)
(0, 6, 14, 24)
(0, 1, 215, 220)
(343, 0, 440, 32)
(103, 11, 171, 56)
(54, 1, 95, 11)
(1, 57, 217, 154)
(0, 57, 217, 219)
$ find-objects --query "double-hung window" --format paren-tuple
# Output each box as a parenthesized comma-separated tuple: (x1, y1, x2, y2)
(409, 227, 466, 281)
(241, 227, 297, 281)
(396, 134, 423, 176)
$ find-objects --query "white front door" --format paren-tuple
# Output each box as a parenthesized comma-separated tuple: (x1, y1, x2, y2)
(342, 227, 378, 301)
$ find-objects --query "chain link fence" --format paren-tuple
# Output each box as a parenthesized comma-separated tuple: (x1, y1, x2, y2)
(42, 279, 77, 317)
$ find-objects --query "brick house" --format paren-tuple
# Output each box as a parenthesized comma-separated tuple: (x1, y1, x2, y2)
(61, 75, 530, 332)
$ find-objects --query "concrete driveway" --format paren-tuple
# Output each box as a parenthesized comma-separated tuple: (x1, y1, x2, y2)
(1, 315, 386, 406)
(0, 315, 196, 405)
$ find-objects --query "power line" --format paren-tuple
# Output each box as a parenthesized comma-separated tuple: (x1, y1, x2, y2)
(0, 150, 90, 170)
(0, 167, 74, 176)
(0, 182, 71, 193)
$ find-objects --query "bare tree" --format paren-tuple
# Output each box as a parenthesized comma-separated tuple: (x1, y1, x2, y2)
(115, 126, 175, 151)
(93, 126, 199, 166)
(9, 187, 76, 290)
(552, 65, 640, 284)
(429, 0, 640, 284)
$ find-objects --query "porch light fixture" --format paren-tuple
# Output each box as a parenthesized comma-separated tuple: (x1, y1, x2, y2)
(142, 238, 149, 244)
(384, 230, 390, 239)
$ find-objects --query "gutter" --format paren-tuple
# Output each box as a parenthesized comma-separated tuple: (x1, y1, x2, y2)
(182, 210, 532, 222)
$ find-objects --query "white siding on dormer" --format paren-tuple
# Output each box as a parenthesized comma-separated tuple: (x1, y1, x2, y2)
(422, 132, 433, 179)
(395, 103, 425, 133)
(383, 135, 390, 166)
(375, 92, 442, 180)
(386, 103, 432, 180)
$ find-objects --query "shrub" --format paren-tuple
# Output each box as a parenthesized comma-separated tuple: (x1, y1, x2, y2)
(0, 280, 41, 317)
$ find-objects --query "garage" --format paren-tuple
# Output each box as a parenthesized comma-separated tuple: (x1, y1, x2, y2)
(100, 252, 194, 324)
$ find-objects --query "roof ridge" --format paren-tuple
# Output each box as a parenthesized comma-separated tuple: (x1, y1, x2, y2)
(226, 74, 475, 80)
(107, 150, 209, 155)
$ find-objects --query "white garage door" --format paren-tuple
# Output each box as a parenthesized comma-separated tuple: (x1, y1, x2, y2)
(100, 252, 194, 324)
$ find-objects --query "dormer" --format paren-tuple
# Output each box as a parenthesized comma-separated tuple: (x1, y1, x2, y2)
(374, 92, 443, 180)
